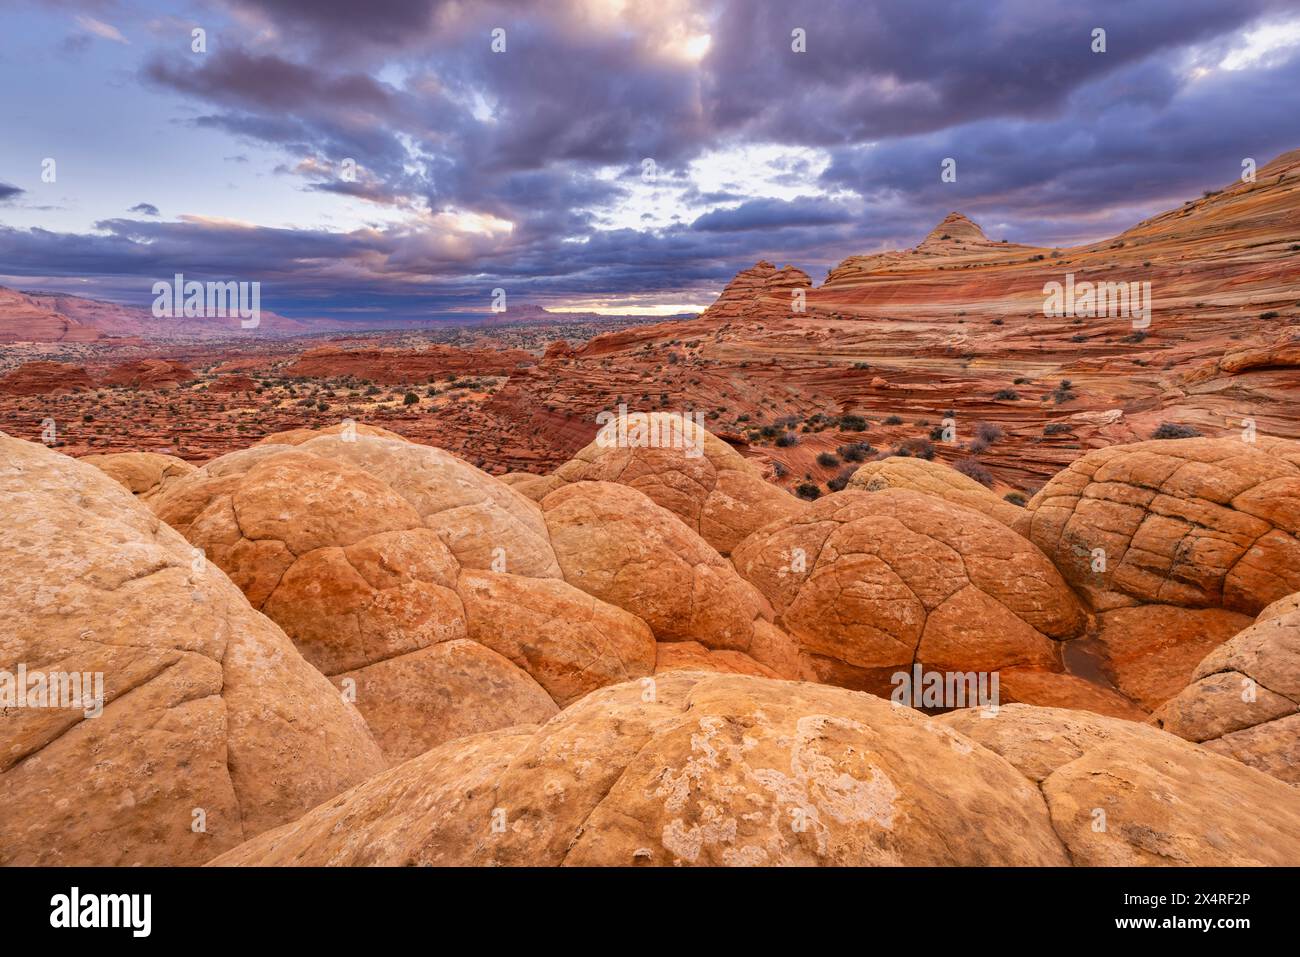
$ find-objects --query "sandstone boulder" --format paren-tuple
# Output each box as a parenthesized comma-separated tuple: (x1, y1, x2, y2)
(846, 455, 1024, 529)
(0, 433, 384, 866)
(1024, 437, 1300, 614)
(151, 443, 559, 763)
(540, 481, 801, 678)
(80, 451, 198, 503)
(536, 412, 805, 555)
(209, 672, 1069, 866)
(942, 704, 1300, 864)
(212, 673, 1300, 866)
(1152, 601, 1300, 784)
(732, 489, 1086, 694)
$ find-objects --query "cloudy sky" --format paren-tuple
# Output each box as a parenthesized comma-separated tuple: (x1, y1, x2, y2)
(1, 0, 1299, 322)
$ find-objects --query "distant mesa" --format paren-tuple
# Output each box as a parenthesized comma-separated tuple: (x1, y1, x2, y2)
(100, 358, 197, 390)
(209, 373, 258, 392)
(284, 344, 533, 384)
(0, 361, 95, 396)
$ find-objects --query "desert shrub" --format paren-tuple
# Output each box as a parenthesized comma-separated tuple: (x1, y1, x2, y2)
(953, 457, 994, 488)
(975, 422, 1004, 444)
(837, 442, 873, 462)
(772, 460, 789, 478)
(892, 437, 935, 460)
(403, 392, 419, 405)
(992, 389, 1019, 401)
(1044, 422, 1071, 436)
(839, 413, 868, 432)
(816, 451, 840, 468)
(775, 431, 799, 447)
(1152, 422, 1202, 439)
(827, 467, 859, 492)
(795, 482, 822, 500)
(883, 414, 904, 425)
(1004, 491, 1028, 507)
(1260, 311, 1280, 321)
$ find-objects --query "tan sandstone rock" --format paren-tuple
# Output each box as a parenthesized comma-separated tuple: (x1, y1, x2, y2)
(846, 455, 1024, 530)
(731, 489, 1086, 695)
(212, 674, 1300, 867)
(1152, 600, 1300, 784)
(209, 672, 1070, 866)
(1024, 437, 1300, 614)
(80, 451, 198, 503)
(540, 480, 801, 678)
(535, 411, 805, 555)
(941, 704, 1300, 864)
(0, 433, 384, 866)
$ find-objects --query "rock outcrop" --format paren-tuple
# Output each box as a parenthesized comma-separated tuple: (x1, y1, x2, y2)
(1152, 599, 1300, 784)
(529, 411, 806, 554)
(80, 451, 198, 503)
(210, 673, 1300, 866)
(846, 455, 1024, 529)
(732, 489, 1087, 694)
(0, 361, 95, 395)
(1024, 438, 1300, 614)
(0, 433, 385, 866)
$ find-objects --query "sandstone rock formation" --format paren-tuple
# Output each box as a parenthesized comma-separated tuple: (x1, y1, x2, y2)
(147, 434, 676, 764)
(1087, 605, 1254, 711)
(100, 358, 197, 390)
(284, 344, 532, 383)
(699, 260, 811, 323)
(943, 703, 1300, 863)
(211, 673, 1300, 866)
(80, 451, 198, 503)
(1024, 437, 1300, 614)
(540, 481, 801, 678)
(846, 455, 1023, 529)
(0, 361, 94, 395)
(1152, 600, 1300, 784)
(732, 489, 1087, 694)
(528, 411, 806, 554)
(457, 569, 656, 707)
(148, 437, 573, 762)
(0, 433, 385, 866)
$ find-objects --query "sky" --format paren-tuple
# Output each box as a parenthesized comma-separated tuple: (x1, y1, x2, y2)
(1, 0, 1299, 322)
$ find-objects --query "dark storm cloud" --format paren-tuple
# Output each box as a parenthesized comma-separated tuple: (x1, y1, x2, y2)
(0, 182, 25, 202)
(8, 0, 1300, 318)
(704, 0, 1293, 142)
(128, 202, 160, 215)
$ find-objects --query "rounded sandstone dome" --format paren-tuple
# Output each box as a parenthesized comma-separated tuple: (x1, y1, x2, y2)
(846, 455, 1023, 529)
(209, 672, 1300, 867)
(79, 450, 197, 502)
(1023, 437, 1300, 614)
(540, 480, 801, 678)
(1152, 599, 1300, 784)
(535, 411, 805, 555)
(0, 433, 385, 866)
(731, 488, 1087, 694)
